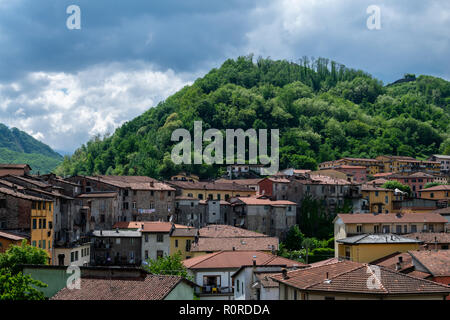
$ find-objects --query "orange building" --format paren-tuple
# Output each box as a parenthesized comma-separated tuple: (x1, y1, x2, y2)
(0, 230, 26, 253)
(419, 185, 450, 201)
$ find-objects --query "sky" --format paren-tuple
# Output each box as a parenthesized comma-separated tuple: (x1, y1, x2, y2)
(0, 0, 449, 154)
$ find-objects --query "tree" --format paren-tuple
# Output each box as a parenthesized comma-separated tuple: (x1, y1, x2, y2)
(424, 182, 446, 189)
(382, 181, 411, 195)
(284, 225, 305, 251)
(0, 269, 47, 300)
(0, 240, 49, 275)
(142, 252, 192, 280)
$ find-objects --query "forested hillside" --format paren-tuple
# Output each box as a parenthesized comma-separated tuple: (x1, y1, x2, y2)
(0, 124, 63, 173)
(55, 56, 450, 179)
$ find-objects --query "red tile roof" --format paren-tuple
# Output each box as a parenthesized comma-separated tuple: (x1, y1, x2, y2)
(167, 180, 255, 192)
(0, 231, 25, 241)
(0, 164, 31, 170)
(420, 185, 450, 192)
(51, 275, 188, 300)
(198, 225, 269, 238)
(183, 251, 304, 269)
(403, 232, 450, 244)
(234, 197, 295, 206)
(271, 260, 450, 295)
(77, 192, 118, 198)
(80, 175, 175, 191)
(336, 212, 448, 224)
(409, 250, 450, 277)
(190, 237, 278, 252)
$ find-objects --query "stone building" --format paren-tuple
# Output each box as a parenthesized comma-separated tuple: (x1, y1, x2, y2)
(92, 229, 142, 266)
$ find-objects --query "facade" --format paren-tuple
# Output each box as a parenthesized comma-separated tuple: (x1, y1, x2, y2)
(229, 197, 296, 238)
(336, 233, 422, 262)
(141, 222, 173, 262)
(419, 185, 450, 201)
(169, 227, 197, 260)
(376, 155, 441, 176)
(76, 192, 120, 231)
(92, 229, 142, 266)
(31, 197, 55, 264)
(428, 154, 450, 174)
(53, 242, 91, 266)
(68, 175, 176, 222)
(174, 196, 203, 227)
(361, 185, 395, 213)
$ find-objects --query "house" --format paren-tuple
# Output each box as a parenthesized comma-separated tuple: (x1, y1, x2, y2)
(76, 192, 120, 231)
(370, 252, 430, 278)
(258, 177, 290, 199)
(169, 226, 198, 260)
(419, 185, 450, 201)
(319, 158, 383, 175)
(226, 164, 264, 178)
(376, 155, 441, 176)
(24, 266, 196, 300)
(232, 262, 308, 300)
(278, 168, 311, 177)
(336, 233, 422, 263)
(183, 250, 302, 300)
(385, 172, 439, 197)
(309, 170, 350, 182)
(215, 178, 262, 194)
(409, 250, 450, 288)
(229, 197, 296, 238)
(92, 229, 142, 266)
(67, 175, 176, 222)
(167, 180, 256, 202)
(334, 212, 448, 253)
(189, 224, 278, 257)
(141, 221, 182, 261)
(403, 232, 450, 250)
(0, 230, 26, 253)
(271, 259, 450, 300)
(199, 199, 231, 226)
(333, 165, 367, 183)
(428, 154, 450, 174)
(361, 185, 396, 213)
(0, 164, 32, 177)
(170, 172, 199, 182)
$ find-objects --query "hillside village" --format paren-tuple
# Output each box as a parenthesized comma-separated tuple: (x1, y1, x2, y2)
(0, 154, 449, 300)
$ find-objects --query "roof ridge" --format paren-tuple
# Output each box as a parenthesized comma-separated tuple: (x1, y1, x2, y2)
(188, 251, 223, 268)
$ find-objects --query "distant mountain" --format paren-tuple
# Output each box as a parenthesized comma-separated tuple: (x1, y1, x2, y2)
(55, 56, 450, 179)
(0, 124, 63, 173)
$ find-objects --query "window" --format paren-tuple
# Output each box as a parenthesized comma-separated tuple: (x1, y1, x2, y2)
(124, 190, 129, 197)
(71, 252, 75, 262)
(151, 191, 154, 196)
(38, 219, 42, 229)
(145, 250, 149, 259)
(157, 250, 164, 259)
(32, 241, 36, 247)
(430, 193, 434, 198)
(123, 202, 129, 209)
(198, 194, 203, 200)
(43, 202, 46, 210)
(237, 280, 240, 293)
(116, 238, 121, 244)
(375, 191, 379, 197)
(42, 240, 46, 249)
(345, 246, 350, 260)
(186, 240, 191, 252)
(175, 239, 178, 247)
(157, 234, 164, 242)
(32, 219, 37, 229)
(356, 225, 362, 233)
(132, 202, 136, 209)
(0, 199, 6, 208)
(382, 225, 390, 233)
(150, 202, 154, 209)
(403, 225, 407, 233)
(145, 234, 149, 242)
(411, 225, 417, 233)
(75, 251, 78, 261)
(385, 196, 389, 204)
(396, 225, 402, 234)
(48, 202, 52, 211)
(217, 194, 221, 200)
(293, 290, 297, 300)
(100, 214, 105, 223)
(187, 193, 193, 198)
(42, 219, 46, 229)
(374, 225, 380, 233)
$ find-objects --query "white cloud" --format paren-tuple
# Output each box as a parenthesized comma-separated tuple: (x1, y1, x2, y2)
(0, 62, 193, 153)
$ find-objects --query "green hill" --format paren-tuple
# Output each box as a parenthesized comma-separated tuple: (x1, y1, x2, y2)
(55, 56, 450, 179)
(0, 124, 63, 173)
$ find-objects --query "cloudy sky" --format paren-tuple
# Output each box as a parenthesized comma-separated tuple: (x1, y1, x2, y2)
(0, 0, 448, 154)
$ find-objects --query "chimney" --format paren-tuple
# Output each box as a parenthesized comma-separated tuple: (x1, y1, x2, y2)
(116, 227, 119, 233)
(281, 268, 289, 280)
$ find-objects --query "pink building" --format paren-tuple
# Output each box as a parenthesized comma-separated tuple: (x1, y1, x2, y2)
(334, 165, 367, 184)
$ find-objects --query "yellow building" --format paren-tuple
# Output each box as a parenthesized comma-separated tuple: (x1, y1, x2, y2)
(419, 185, 450, 201)
(31, 199, 54, 264)
(376, 155, 441, 176)
(319, 158, 383, 175)
(168, 181, 256, 201)
(333, 212, 448, 255)
(336, 233, 422, 263)
(170, 172, 199, 182)
(361, 185, 396, 213)
(169, 227, 197, 260)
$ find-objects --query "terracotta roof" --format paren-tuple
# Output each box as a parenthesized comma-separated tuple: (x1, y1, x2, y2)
(93, 230, 141, 237)
(0, 164, 31, 170)
(190, 237, 278, 252)
(0, 179, 25, 190)
(408, 172, 437, 178)
(5, 175, 50, 188)
(337, 234, 423, 244)
(409, 250, 450, 277)
(0, 186, 50, 202)
(183, 250, 303, 269)
(335, 165, 367, 169)
(370, 252, 414, 272)
(77, 192, 118, 198)
(403, 232, 450, 244)
(361, 184, 392, 192)
(367, 178, 390, 185)
(266, 177, 290, 183)
(272, 260, 450, 295)
(112, 221, 145, 229)
(141, 222, 188, 233)
(0, 230, 25, 241)
(432, 207, 450, 215)
(171, 228, 198, 237)
(421, 185, 450, 192)
(336, 212, 448, 224)
(234, 197, 295, 206)
(309, 175, 351, 185)
(342, 157, 380, 162)
(167, 180, 255, 192)
(51, 275, 187, 300)
(198, 225, 269, 238)
(215, 178, 262, 185)
(78, 175, 175, 191)
(373, 172, 395, 178)
(308, 258, 341, 267)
